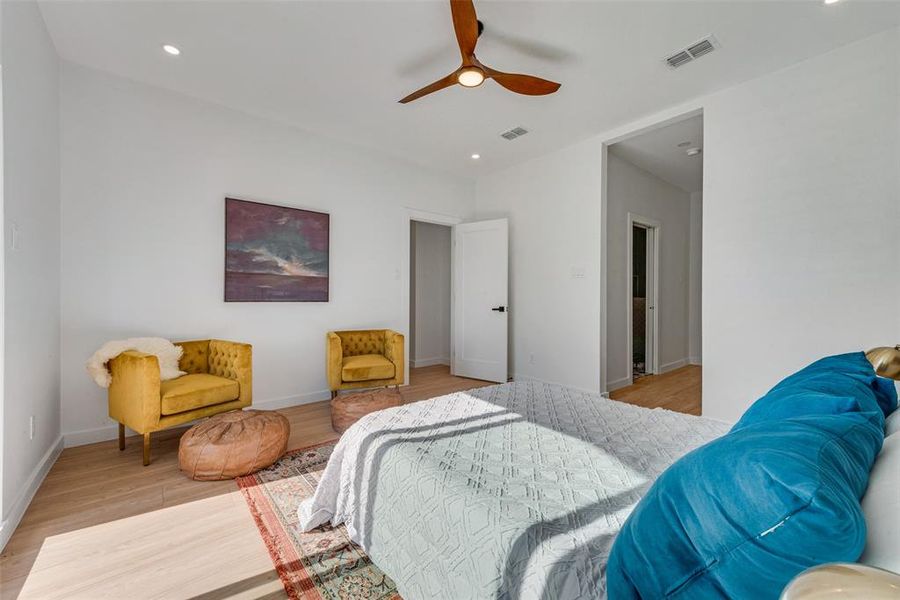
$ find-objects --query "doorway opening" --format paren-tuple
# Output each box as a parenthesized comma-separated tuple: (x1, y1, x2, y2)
(403, 211, 508, 388)
(630, 220, 658, 380)
(409, 220, 452, 370)
(603, 111, 703, 413)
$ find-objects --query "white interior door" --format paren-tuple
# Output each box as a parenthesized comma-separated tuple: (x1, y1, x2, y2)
(452, 218, 508, 382)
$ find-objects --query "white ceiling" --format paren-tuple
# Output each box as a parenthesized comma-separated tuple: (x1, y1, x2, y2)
(39, 1, 900, 178)
(611, 115, 703, 193)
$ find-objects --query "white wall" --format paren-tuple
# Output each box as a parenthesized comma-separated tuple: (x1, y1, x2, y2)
(701, 27, 900, 422)
(688, 191, 702, 365)
(605, 153, 692, 390)
(474, 27, 900, 420)
(1, 1, 62, 546)
(59, 63, 475, 445)
(412, 221, 451, 367)
(476, 138, 604, 392)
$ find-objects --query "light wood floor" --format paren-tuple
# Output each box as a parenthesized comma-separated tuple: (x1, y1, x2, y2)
(609, 365, 701, 415)
(0, 366, 492, 599)
(0, 365, 700, 599)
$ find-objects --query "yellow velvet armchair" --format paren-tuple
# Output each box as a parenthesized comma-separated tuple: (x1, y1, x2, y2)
(108, 339, 252, 465)
(327, 330, 404, 397)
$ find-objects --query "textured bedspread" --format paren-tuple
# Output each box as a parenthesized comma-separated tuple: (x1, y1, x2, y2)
(298, 381, 729, 599)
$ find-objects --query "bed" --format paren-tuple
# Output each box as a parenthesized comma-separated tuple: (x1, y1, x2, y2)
(298, 380, 730, 599)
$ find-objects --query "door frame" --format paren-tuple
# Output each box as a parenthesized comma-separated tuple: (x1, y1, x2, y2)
(626, 213, 661, 386)
(402, 208, 462, 385)
(599, 105, 703, 393)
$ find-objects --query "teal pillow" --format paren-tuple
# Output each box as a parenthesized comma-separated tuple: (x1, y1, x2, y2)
(606, 411, 883, 599)
(733, 352, 897, 432)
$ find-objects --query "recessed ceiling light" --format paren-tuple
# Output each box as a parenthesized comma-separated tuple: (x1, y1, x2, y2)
(686, 147, 702, 156)
(162, 44, 181, 56)
(824, 0, 840, 4)
(677, 141, 692, 148)
(471, 154, 481, 160)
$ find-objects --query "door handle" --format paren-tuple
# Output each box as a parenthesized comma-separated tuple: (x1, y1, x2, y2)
(491, 306, 506, 312)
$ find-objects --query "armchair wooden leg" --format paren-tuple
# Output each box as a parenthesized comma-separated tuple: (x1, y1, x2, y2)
(142, 432, 151, 466)
(331, 391, 338, 399)
(118, 423, 125, 451)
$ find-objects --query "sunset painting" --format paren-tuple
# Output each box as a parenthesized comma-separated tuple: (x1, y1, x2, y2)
(225, 198, 329, 302)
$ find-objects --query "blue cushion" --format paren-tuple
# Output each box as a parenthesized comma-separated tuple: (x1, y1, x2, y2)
(732, 352, 897, 432)
(606, 411, 883, 599)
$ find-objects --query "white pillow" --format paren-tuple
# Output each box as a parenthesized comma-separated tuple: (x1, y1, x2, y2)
(886, 410, 900, 438)
(860, 433, 900, 573)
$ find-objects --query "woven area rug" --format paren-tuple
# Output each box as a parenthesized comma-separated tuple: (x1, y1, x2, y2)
(236, 441, 401, 600)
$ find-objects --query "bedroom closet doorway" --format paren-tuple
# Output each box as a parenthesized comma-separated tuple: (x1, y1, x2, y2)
(603, 111, 703, 409)
(409, 220, 452, 371)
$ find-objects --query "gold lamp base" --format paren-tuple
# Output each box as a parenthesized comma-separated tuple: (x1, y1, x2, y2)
(866, 345, 900, 380)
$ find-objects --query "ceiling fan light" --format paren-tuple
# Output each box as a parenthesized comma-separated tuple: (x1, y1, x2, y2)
(458, 68, 485, 88)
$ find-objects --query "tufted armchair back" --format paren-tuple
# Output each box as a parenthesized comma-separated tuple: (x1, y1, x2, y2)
(176, 339, 253, 405)
(335, 330, 386, 358)
(177, 340, 210, 374)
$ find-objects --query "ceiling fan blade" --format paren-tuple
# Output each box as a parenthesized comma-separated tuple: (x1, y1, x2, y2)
(450, 0, 479, 59)
(398, 72, 459, 104)
(484, 67, 561, 96)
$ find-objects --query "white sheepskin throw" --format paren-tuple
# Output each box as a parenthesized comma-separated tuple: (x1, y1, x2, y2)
(87, 337, 186, 388)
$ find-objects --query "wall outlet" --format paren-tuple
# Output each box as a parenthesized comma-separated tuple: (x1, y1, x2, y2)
(29, 416, 35, 441)
(571, 266, 585, 279)
(529, 353, 536, 365)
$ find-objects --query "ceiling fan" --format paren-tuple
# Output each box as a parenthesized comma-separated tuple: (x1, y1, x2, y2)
(399, 0, 562, 104)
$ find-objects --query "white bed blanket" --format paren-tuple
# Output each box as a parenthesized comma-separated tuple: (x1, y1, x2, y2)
(299, 381, 729, 599)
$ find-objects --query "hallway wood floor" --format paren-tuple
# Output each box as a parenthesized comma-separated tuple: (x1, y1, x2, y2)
(609, 365, 702, 415)
(0, 364, 700, 599)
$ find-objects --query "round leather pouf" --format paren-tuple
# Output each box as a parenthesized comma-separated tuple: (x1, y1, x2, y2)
(179, 410, 290, 480)
(331, 388, 402, 434)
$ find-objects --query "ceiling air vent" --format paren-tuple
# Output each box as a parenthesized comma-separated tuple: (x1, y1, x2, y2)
(664, 35, 718, 69)
(500, 126, 529, 141)
(687, 38, 715, 59)
(666, 51, 693, 69)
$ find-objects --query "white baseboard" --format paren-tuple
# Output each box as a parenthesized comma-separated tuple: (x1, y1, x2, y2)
(63, 388, 332, 449)
(256, 388, 332, 411)
(658, 358, 688, 374)
(606, 376, 633, 392)
(688, 356, 702, 365)
(410, 357, 450, 368)
(0, 435, 64, 552)
(64, 423, 128, 448)
(605, 357, 695, 393)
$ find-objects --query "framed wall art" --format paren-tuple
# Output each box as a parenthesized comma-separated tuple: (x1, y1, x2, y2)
(225, 197, 329, 302)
